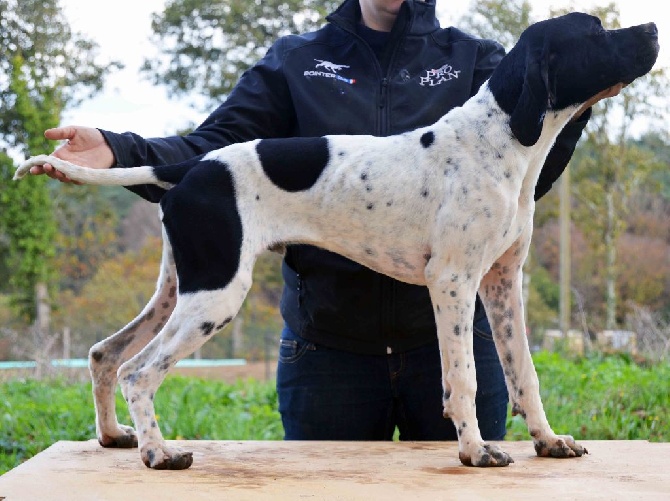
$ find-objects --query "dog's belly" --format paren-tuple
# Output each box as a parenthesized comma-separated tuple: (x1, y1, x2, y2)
(323, 241, 431, 285)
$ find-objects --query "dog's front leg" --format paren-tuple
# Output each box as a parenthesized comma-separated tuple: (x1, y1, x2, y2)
(426, 261, 513, 467)
(479, 238, 587, 460)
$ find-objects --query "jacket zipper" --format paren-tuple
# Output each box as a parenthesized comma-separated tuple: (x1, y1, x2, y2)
(378, 78, 389, 135)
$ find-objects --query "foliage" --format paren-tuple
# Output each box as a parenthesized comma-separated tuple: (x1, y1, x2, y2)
(51, 237, 164, 354)
(1, 354, 668, 474)
(51, 185, 120, 294)
(506, 352, 670, 442)
(0, 55, 58, 320)
(458, 0, 533, 50)
(636, 132, 670, 200)
(141, 0, 339, 108)
(0, 376, 281, 474)
(0, 0, 121, 152)
(526, 263, 560, 342)
(0, 0, 119, 321)
(48, 239, 282, 360)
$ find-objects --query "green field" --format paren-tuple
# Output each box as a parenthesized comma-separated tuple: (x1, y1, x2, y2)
(1, 352, 668, 475)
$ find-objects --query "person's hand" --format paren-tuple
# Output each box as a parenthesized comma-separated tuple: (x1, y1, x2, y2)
(29, 126, 115, 184)
(571, 83, 625, 122)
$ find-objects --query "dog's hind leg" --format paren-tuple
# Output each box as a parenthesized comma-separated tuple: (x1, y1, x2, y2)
(479, 236, 587, 460)
(116, 264, 254, 470)
(88, 230, 177, 449)
(426, 258, 514, 467)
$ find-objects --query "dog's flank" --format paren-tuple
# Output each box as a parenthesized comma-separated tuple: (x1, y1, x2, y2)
(14, 13, 659, 470)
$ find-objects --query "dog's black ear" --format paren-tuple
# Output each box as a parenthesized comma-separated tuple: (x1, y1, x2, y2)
(509, 50, 550, 147)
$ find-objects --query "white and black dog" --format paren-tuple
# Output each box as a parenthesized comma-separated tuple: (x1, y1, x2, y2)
(16, 13, 659, 470)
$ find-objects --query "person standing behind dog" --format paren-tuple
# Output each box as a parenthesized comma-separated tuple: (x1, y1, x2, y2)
(31, 0, 602, 441)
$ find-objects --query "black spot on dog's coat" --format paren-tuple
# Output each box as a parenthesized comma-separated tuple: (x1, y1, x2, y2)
(256, 137, 329, 192)
(420, 131, 435, 148)
(200, 322, 215, 336)
(216, 317, 232, 330)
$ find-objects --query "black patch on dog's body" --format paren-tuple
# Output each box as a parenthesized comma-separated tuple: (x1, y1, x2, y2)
(256, 137, 329, 192)
(160, 160, 243, 293)
(153, 154, 208, 185)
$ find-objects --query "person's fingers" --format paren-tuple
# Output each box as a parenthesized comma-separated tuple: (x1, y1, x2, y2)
(28, 164, 44, 175)
(29, 162, 80, 184)
(44, 126, 76, 142)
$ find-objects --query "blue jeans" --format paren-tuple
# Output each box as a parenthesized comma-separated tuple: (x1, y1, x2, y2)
(276, 316, 508, 441)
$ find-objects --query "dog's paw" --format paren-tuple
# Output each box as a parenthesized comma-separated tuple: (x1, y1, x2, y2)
(141, 444, 194, 470)
(459, 443, 514, 467)
(534, 434, 588, 458)
(98, 424, 138, 449)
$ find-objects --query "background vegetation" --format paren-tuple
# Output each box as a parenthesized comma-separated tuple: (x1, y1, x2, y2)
(1, 352, 667, 474)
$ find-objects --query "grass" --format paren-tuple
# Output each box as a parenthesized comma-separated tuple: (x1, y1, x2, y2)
(0, 377, 282, 475)
(506, 351, 669, 442)
(1, 352, 668, 475)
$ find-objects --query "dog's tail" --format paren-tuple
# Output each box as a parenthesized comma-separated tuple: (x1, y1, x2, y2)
(14, 154, 175, 189)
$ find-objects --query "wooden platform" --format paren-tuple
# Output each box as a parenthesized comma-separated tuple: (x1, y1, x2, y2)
(1, 440, 668, 500)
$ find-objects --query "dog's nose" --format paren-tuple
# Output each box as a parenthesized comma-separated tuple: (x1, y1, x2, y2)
(642, 22, 658, 38)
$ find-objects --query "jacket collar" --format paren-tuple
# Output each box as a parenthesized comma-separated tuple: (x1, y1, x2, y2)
(327, 0, 439, 36)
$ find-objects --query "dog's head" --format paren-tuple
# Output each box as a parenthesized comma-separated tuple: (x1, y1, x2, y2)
(489, 12, 660, 147)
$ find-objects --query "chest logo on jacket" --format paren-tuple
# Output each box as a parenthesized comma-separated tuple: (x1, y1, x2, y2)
(304, 59, 356, 84)
(420, 63, 460, 87)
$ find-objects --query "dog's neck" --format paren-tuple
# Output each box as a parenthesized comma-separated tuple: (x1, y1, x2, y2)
(439, 82, 581, 203)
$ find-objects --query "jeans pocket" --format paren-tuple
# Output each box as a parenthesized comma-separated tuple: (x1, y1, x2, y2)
(278, 329, 313, 364)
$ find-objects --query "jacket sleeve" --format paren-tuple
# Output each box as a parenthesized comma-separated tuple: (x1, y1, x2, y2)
(471, 39, 505, 95)
(101, 37, 297, 202)
(533, 108, 591, 201)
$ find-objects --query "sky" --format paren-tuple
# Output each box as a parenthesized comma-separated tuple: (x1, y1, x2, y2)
(58, 0, 668, 139)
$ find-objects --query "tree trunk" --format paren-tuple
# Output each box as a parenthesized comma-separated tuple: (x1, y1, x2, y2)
(559, 169, 572, 336)
(34, 282, 52, 377)
(605, 190, 617, 329)
(35, 282, 50, 334)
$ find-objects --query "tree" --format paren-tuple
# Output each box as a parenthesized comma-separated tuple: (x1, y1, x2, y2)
(568, 6, 669, 329)
(0, 0, 122, 152)
(0, 55, 58, 321)
(141, 0, 339, 108)
(0, 0, 120, 324)
(52, 186, 120, 294)
(457, 0, 532, 50)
